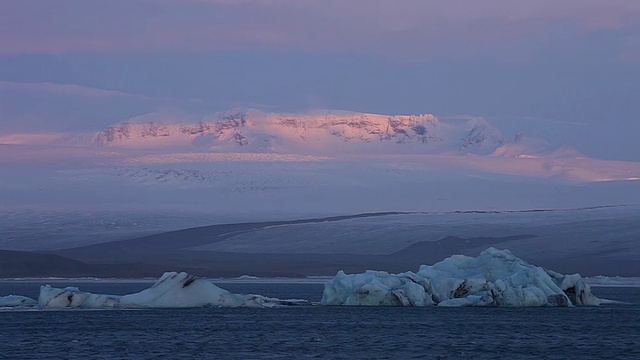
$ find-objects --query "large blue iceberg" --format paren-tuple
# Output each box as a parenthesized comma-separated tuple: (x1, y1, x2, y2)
(321, 248, 601, 307)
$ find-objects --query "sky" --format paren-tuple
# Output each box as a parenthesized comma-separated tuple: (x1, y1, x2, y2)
(1, 0, 639, 160)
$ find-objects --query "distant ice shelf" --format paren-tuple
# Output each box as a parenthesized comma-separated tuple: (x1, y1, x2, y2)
(584, 276, 640, 287)
(321, 248, 601, 307)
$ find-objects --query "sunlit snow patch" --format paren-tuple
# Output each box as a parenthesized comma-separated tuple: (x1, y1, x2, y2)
(321, 248, 601, 307)
(38, 271, 307, 309)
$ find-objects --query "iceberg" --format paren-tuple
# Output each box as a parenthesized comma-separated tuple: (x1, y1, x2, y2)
(39, 271, 308, 309)
(321, 248, 601, 307)
(0, 295, 38, 307)
(319, 270, 435, 307)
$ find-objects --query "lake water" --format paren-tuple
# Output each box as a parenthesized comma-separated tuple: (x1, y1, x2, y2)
(0, 283, 638, 359)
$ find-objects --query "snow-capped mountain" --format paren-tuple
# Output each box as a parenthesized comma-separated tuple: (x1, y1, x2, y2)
(3, 108, 639, 187)
(1, 109, 568, 159)
(460, 117, 505, 154)
(93, 109, 507, 155)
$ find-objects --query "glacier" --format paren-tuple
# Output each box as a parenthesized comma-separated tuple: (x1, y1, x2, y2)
(38, 272, 307, 309)
(321, 248, 601, 307)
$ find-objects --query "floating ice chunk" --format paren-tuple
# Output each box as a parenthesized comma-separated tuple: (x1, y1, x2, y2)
(0, 295, 38, 307)
(39, 271, 308, 309)
(321, 248, 601, 307)
(546, 270, 600, 306)
(321, 270, 434, 306)
(236, 275, 259, 280)
(39, 285, 121, 308)
(118, 272, 230, 308)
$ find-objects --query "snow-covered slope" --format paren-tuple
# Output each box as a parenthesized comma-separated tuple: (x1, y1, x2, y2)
(460, 117, 505, 154)
(191, 206, 640, 276)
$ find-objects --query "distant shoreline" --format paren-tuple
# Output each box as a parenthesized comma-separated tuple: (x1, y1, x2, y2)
(0, 276, 333, 284)
(1, 276, 638, 287)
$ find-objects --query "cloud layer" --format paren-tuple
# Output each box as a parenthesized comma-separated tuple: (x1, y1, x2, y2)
(2, 0, 639, 61)
(2, 1, 639, 161)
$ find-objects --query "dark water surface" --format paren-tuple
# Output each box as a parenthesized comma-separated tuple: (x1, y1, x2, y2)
(1, 283, 638, 359)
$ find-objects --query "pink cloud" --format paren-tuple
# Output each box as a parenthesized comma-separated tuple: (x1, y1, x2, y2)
(1, 0, 639, 60)
(0, 81, 150, 98)
(0, 81, 206, 104)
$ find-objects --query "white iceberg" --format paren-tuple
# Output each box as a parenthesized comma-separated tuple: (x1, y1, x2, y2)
(39, 271, 308, 309)
(321, 248, 601, 307)
(0, 295, 38, 307)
